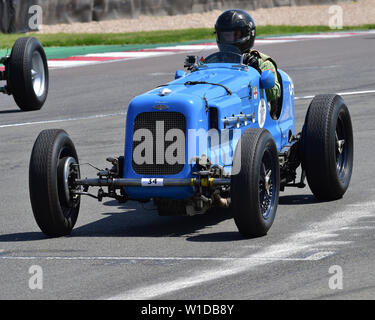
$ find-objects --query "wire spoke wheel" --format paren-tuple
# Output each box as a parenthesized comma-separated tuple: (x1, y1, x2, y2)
(231, 128, 280, 238)
(259, 155, 274, 219)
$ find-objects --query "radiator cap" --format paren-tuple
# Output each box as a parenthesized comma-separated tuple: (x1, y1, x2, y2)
(158, 88, 172, 96)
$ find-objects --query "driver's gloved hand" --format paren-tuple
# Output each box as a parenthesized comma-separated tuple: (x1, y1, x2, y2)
(244, 54, 262, 74)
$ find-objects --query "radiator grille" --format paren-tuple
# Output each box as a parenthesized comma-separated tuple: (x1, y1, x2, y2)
(132, 112, 186, 175)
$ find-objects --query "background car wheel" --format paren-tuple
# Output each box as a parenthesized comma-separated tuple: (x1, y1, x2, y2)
(7, 37, 49, 111)
(231, 128, 280, 238)
(29, 129, 80, 237)
(301, 94, 353, 201)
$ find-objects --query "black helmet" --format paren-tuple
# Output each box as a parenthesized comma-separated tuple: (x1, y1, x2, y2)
(215, 9, 256, 54)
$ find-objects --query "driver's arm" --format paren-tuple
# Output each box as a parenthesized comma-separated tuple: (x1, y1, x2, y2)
(260, 60, 281, 103)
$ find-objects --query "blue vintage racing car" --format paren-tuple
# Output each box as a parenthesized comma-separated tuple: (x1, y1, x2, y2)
(28, 46, 353, 238)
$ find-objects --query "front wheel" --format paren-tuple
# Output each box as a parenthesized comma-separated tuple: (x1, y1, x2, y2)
(7, 37, 49, 111)
(29, 129, 81, 237)
(301, 94, 353, 201)
(231, 128, 280, 238)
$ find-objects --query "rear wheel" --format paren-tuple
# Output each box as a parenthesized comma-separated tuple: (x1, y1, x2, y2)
(301, 94, 353, 200)
(29, 129, 80, 237)
(7, 37, 49, 111)
(231, 128, 280, 238)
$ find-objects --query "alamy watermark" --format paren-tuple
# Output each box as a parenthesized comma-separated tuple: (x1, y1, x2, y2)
(328, 5, 344, 30)
(28, 265, 43, 290)
(132, 123, 243, 174)
(28, 5, 43, 31)
(328, 265, 343, 290)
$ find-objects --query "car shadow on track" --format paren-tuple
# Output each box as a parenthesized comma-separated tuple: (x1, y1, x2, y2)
(185, 232, 244, 242)
(0, 201, 234, 242)
(0, 232, 47, 242)
(71, 200, 235, 239)
(0, 194, 321, 242)
(0, 109, 22, 114)
(279, 194, 322, 205)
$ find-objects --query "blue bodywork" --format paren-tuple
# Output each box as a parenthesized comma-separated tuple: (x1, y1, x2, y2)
(123, 56, 295, 200)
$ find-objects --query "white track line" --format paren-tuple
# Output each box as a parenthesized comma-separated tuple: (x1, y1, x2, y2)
(0, 253, 334, 262)
(0, 112, 126, 129)
(106, 201, 375, 300)
(340, 226, 375, 230)
(295, 90, 375, 100)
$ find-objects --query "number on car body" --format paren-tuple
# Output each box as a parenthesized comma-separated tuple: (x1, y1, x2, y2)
(141, 178, 164, 186)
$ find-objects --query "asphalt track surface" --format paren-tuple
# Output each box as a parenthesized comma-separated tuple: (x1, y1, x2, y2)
(0, 34, 374, 300)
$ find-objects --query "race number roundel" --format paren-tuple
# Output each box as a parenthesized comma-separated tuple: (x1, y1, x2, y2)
(258, 98, 267, 128)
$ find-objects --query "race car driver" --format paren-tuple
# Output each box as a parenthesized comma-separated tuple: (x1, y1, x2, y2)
(214, 9, 281, 117)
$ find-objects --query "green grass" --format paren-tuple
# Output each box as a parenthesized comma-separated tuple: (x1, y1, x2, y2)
(1, 25, 374, 48)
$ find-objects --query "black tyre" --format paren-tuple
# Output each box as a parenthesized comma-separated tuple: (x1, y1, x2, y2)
(7, 37, 49, 111)
(231, 128, 280, 238)
(301, 94, 353, 201)
(29, 129, 81, 237)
